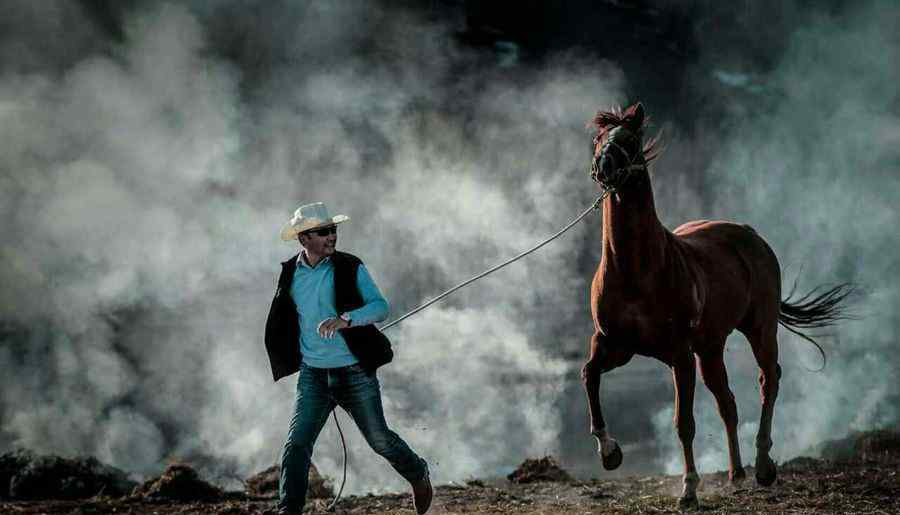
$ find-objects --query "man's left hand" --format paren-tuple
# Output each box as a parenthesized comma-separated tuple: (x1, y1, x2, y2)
(317, 317, 350, 339)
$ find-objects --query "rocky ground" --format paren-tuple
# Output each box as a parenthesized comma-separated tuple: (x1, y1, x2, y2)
(1, 430, 898, 514)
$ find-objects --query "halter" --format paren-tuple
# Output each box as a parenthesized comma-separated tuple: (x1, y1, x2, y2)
(590, 125, 647, 194)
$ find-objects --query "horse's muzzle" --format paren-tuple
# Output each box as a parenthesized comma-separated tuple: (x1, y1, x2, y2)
(590, 153, 615, 184)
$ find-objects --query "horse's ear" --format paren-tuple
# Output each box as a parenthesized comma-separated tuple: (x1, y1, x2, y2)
(623, 102, 645, 130)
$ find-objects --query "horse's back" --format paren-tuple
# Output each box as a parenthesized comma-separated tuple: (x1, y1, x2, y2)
(673, 220, 771, 263)
(674, 219, 754, 239)
(672, 219, 781, 337)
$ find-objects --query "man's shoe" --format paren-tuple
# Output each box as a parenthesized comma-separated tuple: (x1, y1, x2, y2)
(411, 472, 433, 514)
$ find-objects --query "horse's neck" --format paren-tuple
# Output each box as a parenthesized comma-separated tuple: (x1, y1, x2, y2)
(600, 175, 668, 281)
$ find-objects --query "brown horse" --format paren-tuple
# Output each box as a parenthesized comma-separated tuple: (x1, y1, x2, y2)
(582, 102, 854, 508)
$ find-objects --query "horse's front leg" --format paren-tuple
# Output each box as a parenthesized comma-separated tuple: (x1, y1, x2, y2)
(672, 351, 700, 510)
(582, 331, 633, 470)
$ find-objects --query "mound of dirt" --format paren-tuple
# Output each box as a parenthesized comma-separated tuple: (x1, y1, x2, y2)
(817, 427, 900, 463)
(244, 464, 279, 497)
(507, 456, 572, 484)
(0, 449, 136, 500)
(855, 429, 900, 461)
(782, 456, 824, 471)
(245, 463, 333, 499)
(132, 463, 225, 501)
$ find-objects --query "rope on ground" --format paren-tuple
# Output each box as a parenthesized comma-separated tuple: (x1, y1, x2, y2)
(326, 410, 348, 512)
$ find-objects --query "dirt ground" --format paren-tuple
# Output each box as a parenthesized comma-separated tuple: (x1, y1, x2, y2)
(2, 429, 898, 514)
(2, 455, 897, 515)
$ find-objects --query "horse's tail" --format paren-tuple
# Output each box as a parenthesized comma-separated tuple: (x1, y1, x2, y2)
(778, 282, 856, 369)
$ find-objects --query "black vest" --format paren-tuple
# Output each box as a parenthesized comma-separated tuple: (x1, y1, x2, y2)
(264, 251, 393, 381)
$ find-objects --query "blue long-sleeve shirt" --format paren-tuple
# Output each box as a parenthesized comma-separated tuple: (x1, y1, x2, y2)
(290, 253, 389, 368)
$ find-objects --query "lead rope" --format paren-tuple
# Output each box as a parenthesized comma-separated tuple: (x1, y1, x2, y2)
(380, 193, 608, 331)
(326, 194, 607, 511)
(326, 411, 348, 512)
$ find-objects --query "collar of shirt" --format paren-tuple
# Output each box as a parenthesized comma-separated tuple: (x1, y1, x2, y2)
(297, 250, 332, 269)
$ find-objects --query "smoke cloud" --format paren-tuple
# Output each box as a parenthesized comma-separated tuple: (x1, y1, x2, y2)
(1, 0, 897, 495)
(0, 0, 623, 492)
(647, 0, 900, 474)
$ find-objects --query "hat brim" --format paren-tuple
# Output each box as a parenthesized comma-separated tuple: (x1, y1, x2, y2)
(280, 215, 350, 241)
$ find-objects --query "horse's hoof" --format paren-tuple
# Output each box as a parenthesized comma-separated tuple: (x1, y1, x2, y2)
(677, 494, 700, 511)
(601, 444, 623, 470)
(755, 456, 777, 486)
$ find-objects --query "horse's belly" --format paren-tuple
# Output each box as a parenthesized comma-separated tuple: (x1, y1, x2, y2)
(595, 302, 672, 357)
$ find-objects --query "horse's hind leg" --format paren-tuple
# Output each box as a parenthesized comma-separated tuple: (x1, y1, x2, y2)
(698, 348, 745, 484)
(746, 323, 781, 486)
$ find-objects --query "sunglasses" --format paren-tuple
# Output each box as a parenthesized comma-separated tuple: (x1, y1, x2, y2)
(305, 226, 337, 237)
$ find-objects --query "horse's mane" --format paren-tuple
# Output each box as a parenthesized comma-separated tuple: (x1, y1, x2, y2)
(591, 106, 663, 165)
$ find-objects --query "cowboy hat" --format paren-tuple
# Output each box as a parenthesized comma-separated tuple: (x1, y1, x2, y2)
(280, 202, 350, 241)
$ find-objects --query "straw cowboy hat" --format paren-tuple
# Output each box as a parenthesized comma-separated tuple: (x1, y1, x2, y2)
(280, 202, 350, 241)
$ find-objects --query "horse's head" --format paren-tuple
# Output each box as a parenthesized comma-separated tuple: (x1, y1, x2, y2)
(590, 102, 658, 190)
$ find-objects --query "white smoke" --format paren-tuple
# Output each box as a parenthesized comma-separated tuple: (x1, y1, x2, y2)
(0, 0, 625, 493)
(650, 1, 900, 475)
(3, 0, 895, 495)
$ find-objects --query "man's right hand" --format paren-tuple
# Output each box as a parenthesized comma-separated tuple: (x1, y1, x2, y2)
(317, 317, 350, 339)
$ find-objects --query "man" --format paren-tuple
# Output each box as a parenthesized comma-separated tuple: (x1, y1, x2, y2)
(264, 202, 432, 515)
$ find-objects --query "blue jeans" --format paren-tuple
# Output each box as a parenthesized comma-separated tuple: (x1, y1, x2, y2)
(279, 362, 427, 511)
